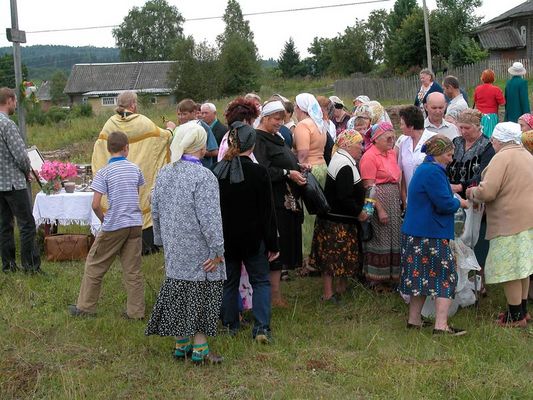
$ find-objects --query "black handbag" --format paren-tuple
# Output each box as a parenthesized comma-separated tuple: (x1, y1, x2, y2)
(300, 171, 331, 216)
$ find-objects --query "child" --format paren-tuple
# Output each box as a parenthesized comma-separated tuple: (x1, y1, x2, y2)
(68, 131, 145, 319)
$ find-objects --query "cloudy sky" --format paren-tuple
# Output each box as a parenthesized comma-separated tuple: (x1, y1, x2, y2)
(0, 0, 526, 60)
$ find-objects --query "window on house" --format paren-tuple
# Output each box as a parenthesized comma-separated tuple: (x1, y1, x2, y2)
(150, 97, 157, 104)
(82, 97, 88, 104)
(101, 97, 117, 106)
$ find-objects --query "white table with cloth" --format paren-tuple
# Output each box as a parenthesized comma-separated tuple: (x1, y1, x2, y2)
(32, 190, 101, 235)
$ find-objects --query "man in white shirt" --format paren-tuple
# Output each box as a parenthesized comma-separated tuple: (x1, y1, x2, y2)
(424, 92, 460, 141)
(443, 75, 468, 121)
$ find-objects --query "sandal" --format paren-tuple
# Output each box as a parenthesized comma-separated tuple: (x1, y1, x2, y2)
(432, 326, 467, 336)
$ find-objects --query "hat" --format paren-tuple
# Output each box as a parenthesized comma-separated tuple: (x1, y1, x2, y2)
(492, 122, 522, 144)
(329, 95, 345, 107)
(353, 95, 370, 104)
(508, 61, 527, 76)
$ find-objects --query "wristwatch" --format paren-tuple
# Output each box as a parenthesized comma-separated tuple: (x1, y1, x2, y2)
(284, 169, 290, 177)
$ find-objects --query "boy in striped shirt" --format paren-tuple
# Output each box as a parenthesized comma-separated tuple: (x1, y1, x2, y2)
(69, 131, 146, 319)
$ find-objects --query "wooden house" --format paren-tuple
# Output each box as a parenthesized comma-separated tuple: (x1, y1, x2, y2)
(476, 1, 533, 60)
(64, 61, 176, 113)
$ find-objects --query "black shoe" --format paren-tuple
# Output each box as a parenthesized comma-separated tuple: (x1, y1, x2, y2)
(2, 262, 18, 273)
(68, 304, 96, 317)
(219, 325, 239, 337)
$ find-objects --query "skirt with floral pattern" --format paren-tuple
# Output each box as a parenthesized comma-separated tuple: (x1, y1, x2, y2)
(308, 217, 361, 278)
(399, 234, 457, 299)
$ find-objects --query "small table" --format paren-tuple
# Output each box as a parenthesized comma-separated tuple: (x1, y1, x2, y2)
(33, 190, 101, 235)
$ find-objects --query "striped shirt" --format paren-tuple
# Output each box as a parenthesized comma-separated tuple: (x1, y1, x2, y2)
(91, 158, 145, 232)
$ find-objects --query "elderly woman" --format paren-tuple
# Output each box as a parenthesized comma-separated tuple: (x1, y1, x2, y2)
(360, 122, 402, 289)
(522, 130, 533, 302)
(414, 69, 443, 115)
(448, 109, 495, 269)
(308, 130, 367, 302)
(473, 69, 505, 137)
(145, 122, 225, 365)
(213, 122, 279, 343)
(517, 113, 533, 133)
(348, 104, 373, 150)
(255, 100, 306, 307)
(398, 105, 436, 206)
(467, 123, 533, 327)
(217, 97, 260, 161)
(401, 135, 469, 335)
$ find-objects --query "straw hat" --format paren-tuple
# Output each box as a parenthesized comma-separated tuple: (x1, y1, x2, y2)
(508, 61, 526, 76)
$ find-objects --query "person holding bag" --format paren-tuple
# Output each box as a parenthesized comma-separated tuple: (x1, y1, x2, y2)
(308, 130, 367, 302)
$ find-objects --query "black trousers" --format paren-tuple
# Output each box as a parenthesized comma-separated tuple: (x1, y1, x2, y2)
(0, 188, 41, 271)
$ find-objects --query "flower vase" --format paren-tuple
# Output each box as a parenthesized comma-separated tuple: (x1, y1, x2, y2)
(42, 178, 63, 195)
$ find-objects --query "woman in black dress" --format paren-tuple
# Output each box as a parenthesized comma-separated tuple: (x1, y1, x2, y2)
(254, 100, 307, 308)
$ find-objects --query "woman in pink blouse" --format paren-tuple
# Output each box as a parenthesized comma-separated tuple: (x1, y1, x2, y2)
(360, 122, 402, 290)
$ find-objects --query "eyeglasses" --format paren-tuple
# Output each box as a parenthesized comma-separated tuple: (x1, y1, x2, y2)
(334, 103, 344, 109)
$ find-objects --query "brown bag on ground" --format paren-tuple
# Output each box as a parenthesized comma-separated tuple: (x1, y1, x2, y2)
(44, 234, 94, 262)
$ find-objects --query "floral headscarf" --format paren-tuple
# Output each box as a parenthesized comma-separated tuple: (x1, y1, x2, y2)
(522, 130, 533, 154)
(518, 113, 533, 130)
(332, 129, 363, 154)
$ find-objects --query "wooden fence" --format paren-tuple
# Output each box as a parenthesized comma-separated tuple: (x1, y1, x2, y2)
(334, 59, 533, 102)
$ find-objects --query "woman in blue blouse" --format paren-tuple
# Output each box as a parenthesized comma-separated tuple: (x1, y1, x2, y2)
(400, 135, 469, 336)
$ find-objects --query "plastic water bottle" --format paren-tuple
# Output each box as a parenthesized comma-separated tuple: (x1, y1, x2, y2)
(363, 185, 377, 216)
(454, 207, 466, 238)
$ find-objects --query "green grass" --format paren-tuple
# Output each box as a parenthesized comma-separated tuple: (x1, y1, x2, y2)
(1, 253, 532, 399)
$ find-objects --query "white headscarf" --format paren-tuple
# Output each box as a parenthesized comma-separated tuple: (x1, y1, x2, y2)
(295, 93, 326, 134)
(170, 121, 207, 162)
(257, 100, 286, 126)
(492, 122, 522, 145)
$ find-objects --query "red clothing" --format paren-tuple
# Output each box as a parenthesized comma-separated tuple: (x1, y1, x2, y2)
(360, 145, 401, 184)
(473, 83, 505, 114)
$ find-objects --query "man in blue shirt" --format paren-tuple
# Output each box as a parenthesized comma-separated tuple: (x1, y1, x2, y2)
(166, 99, 218, 168)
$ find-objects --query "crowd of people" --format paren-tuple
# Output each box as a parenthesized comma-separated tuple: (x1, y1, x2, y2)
(1, 60, 532, 365)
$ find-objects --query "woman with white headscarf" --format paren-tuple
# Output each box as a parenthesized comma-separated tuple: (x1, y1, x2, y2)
(466, 122, 533, 328)
(146, 121, 226, 364)
(254, 100, 307, 308)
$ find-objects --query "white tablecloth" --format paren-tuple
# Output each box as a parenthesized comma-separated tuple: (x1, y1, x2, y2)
(33, 190, 101, 235)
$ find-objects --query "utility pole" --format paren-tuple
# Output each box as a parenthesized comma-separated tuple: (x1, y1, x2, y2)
(422, 0, 432, 72)
(7, 0, 27, 143)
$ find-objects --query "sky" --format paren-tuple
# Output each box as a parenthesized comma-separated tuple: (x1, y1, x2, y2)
(0, 0, 527, 60)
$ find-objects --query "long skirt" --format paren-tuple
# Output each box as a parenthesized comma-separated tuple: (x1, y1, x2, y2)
(484, 229, 533, 284)
(399, 234, 457, 299)
(145, 278, 223, 337)
(362, 183, 401, 283)
(308, 217, 361, 278)
(481, 113, 498, 138)
(270, 208, 303, 271)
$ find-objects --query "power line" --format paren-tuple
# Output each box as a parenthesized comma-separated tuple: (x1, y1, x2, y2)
(0, 1, 391, 36)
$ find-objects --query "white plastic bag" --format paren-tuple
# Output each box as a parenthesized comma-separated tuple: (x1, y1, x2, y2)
(421, 239, 481, 318)
(460, 203, 484, 249)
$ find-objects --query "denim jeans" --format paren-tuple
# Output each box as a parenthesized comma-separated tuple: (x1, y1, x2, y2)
(0, 188, 41, 271)
(222, 242, 271, 337)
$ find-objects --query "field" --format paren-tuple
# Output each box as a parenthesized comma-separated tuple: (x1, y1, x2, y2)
(2, 87, 533, 399)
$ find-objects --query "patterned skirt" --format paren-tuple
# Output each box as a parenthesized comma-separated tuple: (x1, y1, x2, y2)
(484, 229, 533, 284)
(362, 183, 401, 283)
(481, 113, 498, 138)
(399, 234, 457, 299)
(308, 217, 361, 278)
(145, 278, 223, 337)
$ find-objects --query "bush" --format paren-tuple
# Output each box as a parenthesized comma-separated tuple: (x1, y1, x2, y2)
(71, 103, 93, 118)
(46, 106, 70, 124)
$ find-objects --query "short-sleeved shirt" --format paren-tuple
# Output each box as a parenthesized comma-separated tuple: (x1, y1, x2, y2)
(446, 95, 468, 119)
(91, 157, 145, 232)
(398, 129, 437, 191)
(424, 118, 459, 141)
(360, 144, 401, 184)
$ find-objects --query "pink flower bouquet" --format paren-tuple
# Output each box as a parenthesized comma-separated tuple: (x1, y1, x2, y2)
(39, 160, 78, 195)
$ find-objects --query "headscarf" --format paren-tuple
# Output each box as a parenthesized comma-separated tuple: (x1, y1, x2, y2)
(370, 121, 394, 143)
(353, 104, 373, 120)
(492, 122, 522, 144)
(257, 100, 285, 126)
(518, 113, 533, 130)
(170, 121, 206, 162)
(421, 134, 454, 156)
(354, 95, 370, 104)
(522, 130, 533, 154)
(456, 109, 482, 126)
(332, 129, 363, 154)
(212, 121, 256, 184)
(295, 93, 327, 134)
(366, 101, 385, 124)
